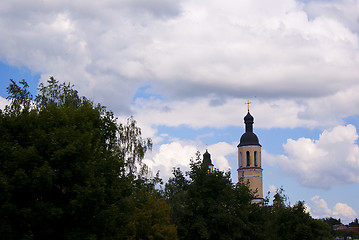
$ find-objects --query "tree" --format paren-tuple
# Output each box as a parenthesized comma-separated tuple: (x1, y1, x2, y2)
(124, 183, 178, 240)
(5, 79, 33, 115)
(349, 218, 359, 227)
(322, 217, 342, 226)
(165, 152, 334, 240)
(0, 78, 175, 239)
(262, 190, 333, 240)
(165, 152, 256, 240)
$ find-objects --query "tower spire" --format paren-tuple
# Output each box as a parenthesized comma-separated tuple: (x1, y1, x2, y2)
(245, 100, 252, 112)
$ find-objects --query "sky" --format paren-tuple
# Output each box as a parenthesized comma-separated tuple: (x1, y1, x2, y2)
(1, 0, 359, 224)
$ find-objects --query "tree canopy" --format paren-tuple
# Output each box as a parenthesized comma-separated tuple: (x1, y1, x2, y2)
(0, 78, 176, 240)
(165, 152, 333, 240)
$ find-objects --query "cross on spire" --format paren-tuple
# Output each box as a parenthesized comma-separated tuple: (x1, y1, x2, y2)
(245, 100, 252, 111)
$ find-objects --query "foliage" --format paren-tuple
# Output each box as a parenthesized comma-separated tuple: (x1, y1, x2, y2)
(165, 152, 258, 240)
(118, 117, 152, 177)
(5, 79, 33, 115)
(165, 152, 333, 240)
(0, 78, 174, 240)
(349, 218, 359, 227)
(124, 183, 178, 240)
(322, 217, 342, 226)
(262, 200, 333, 240)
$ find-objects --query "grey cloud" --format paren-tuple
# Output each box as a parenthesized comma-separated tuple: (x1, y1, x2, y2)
(0, 0, 359, 118)
(121, 0, 182, 18)
(209, 98, 227, 107)
(304, 0, 359, 32)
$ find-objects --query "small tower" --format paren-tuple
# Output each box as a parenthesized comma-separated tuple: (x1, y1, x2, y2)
(238, 107, 263, 203)
(203, 150, 214, 173)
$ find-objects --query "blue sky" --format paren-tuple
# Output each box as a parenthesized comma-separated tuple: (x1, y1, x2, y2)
(0, 63, 39, 97)
(1, 0, 359, 224)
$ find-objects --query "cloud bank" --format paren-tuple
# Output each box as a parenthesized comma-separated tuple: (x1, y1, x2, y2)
(310, 195, 357, 224)
(266, 124, 359, 188)
(144, 141, 235, 181)
(0, 0, 358, 130)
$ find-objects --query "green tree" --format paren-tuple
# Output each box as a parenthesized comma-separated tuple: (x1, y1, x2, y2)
(263, 190, 333, 240)
(349, 218, 359, 227)
(5, 79, 33, 115)
(165, 152, 256, 240)
(0, 78, 175, 240)
(165, 152, 333, 240)
(321, 217, 341, 226)
(124, 182, 178, 240)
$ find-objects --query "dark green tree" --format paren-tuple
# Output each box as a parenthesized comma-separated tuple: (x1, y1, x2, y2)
(321, 217, 341, 226)
(262, 190, 333, 240)
(124, 183, 178, 240)
(165, 152, 333, 240)
(5, 79, 33, 115)
(349, 218, 359, 227)
(165, 152, 257, 240)
(0, 78, 176, 240)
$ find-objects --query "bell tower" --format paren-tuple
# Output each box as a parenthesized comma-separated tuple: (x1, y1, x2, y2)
(238, 103, 263, 203)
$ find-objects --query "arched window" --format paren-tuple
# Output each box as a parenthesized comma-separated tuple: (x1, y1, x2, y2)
(246, 151, 250, 166)
(240, 152, 242, 167)
(254, 151, 258, 166)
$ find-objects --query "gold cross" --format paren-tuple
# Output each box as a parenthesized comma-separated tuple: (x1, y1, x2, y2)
(245, 100, 251, 111)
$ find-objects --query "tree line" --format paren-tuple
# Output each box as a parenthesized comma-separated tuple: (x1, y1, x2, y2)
(0, 79, 335, 239)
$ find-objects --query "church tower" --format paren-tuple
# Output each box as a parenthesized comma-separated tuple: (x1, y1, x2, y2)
(238, 106, 263, 203)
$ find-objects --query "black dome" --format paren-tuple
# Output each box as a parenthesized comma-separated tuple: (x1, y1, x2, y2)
(238, 132, 261, 147)
(244, 112, 254, 122)
(203, 150, 213, 165)
(238, 110, 261, 147)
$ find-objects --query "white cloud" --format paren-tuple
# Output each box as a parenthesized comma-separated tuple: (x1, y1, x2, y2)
(303, 203, 311, 214)
(310, 195, 332, 216)
(143, 141, 197, 181)
(205, 142, 235, 170)
(267, 124, 359, 188)
(0, 0, 359, 127)
(309, 195, 357, 224)
(333, 203, 357, 221)
(268, 184, 278, 194)
(144, 0, 359, 100)
(143, 141, 235, 181)
(0, 96, 9, 110)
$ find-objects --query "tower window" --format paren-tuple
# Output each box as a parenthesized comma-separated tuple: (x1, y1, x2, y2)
(246, 151, 250, 166)
(254, 151, 258, 167)
(240, 152, 242, 167)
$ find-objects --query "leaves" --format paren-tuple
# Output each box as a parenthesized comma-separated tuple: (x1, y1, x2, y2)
(118, 116, 153, 177)
(165, 152, 254, 240)
(165, 152, 333, 240)
(35, 77, 83, 109)
(5, 79, 33, 115)
(1, 78, 175, 239)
